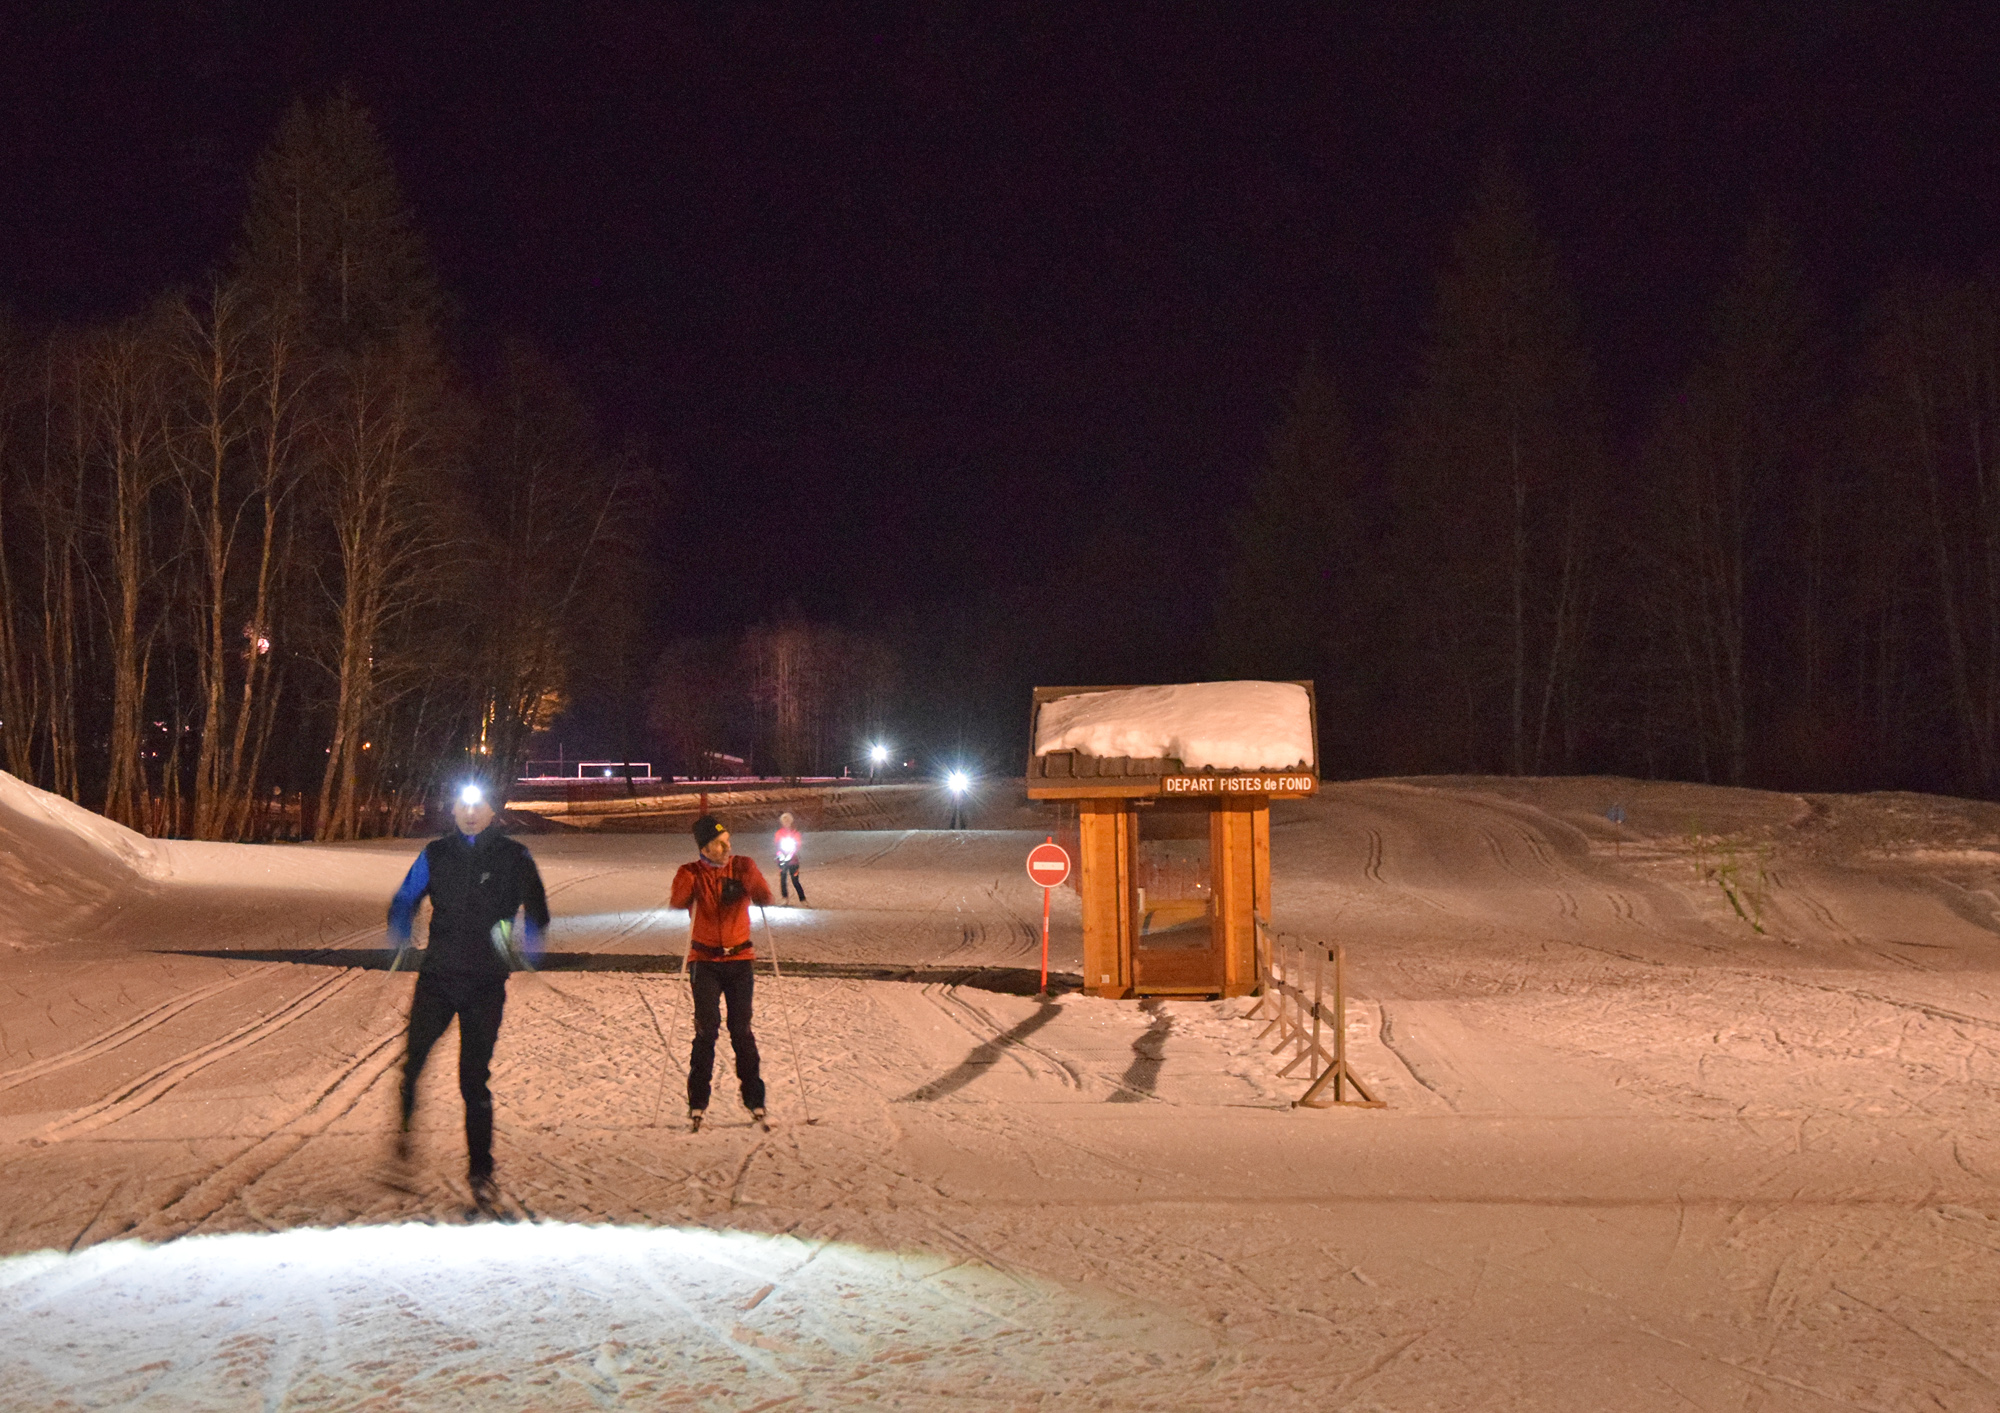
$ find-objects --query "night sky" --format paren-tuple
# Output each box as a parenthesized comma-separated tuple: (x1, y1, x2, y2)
(4, 2, 1999, 644)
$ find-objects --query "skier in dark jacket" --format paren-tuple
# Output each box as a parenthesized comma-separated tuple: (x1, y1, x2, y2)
(669, 815, 773, 1130)
(386, 782, 549, 1201)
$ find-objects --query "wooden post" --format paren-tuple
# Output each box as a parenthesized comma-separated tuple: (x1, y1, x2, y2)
(1295, 943, 1385, 1108)
(1078, 801, 1133, 997)
(1251, 803, 1271, 927)
(1210, 799, 1259, 997)
(1310, 946, 1324, 1081)
(1336, 944, 1352, 1104)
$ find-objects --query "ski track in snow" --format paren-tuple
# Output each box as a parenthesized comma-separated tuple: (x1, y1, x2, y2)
(1, 781, 1999, 1409)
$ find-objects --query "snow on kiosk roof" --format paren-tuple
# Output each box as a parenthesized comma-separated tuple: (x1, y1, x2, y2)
(1026, 683, 1316, 997)
(1026, 681, 1317, 800)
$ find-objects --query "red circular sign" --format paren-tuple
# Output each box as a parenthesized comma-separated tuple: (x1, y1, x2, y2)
(1026, 840, 1071, 889)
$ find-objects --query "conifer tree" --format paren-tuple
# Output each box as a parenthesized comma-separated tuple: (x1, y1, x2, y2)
(236, 92, 454, 839)
(1210, 356, 1372, 771)
(1856, 275, 2000, 794)
(1393, 154, 1604, 774)
(1638, 216, 1830, 784)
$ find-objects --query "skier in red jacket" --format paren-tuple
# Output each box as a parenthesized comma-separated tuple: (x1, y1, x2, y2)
(669, 815, 774, 1130)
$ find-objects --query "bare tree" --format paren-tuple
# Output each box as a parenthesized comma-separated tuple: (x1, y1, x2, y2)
(461, 344, 650, 784)
(647, 637, 735, 778)
(745, 616, 814, 778)
(0, 327, 38, 780)
(219, 302, 314, 837)
(161, 285, 253, 836)
(88, 315, 176, 828)
(312, 330, 453, 840)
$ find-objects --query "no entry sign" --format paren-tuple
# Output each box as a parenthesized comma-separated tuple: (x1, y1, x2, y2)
(1026, 839, 1071, 889)
(1027, 838, 1070, 996)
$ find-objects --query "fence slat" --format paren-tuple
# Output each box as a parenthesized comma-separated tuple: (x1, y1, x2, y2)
(1254, 922, 1384, 1109)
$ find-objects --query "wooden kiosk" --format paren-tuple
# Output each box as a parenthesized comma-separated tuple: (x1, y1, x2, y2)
(1025, 682, 1318, 999)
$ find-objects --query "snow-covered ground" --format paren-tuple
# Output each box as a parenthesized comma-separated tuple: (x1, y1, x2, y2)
(2, 772, 1998, 1409)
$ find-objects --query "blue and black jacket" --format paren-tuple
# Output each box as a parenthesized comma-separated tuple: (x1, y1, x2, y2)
(388, 827, 549, 977)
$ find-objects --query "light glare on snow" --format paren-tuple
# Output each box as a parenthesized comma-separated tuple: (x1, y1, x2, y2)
(0, 1223, 1198, 1407)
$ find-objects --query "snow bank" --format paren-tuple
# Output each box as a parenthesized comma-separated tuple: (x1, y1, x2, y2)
(1035, 681, 1314, 771)
(0, 770, 167, 947)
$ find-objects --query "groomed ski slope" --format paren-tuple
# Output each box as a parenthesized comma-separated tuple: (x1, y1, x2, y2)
(1, 774, 1998, 1410)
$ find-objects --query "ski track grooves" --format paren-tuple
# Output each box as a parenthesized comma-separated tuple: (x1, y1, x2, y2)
(134, 1021, 407, 1241)
(0, 967, 272, 1094)
(854, 830, 916, 868)
(925, 986, 1082, 1091)
(36, 971, 365, 1143)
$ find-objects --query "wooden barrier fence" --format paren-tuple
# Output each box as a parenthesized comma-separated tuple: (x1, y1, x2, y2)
(1251, 921, 1384, 1108)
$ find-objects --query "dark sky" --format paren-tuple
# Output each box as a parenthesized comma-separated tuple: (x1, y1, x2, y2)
(4, 2, 1999, 636)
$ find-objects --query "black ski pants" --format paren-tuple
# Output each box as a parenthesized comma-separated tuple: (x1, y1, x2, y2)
(401, 970, 507, 1179)
(687, 959, 765, 1112)
(778, 859, 805, 902)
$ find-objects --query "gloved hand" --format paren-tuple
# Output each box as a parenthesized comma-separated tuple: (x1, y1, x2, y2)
(490, 919, 530, 970)
(719, 876, 746, 905)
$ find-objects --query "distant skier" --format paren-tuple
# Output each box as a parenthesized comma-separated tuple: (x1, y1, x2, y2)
(386, 782, 548, 1204)
(774, 811, 806, 904)
(671, 815, 774, 1130)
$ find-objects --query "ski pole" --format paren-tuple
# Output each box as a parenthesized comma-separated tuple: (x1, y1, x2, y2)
(649, 907, 695, 1128)
(759, 905, 814, 1125)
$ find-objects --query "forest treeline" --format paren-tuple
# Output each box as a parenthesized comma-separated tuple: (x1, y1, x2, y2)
(9, 104, 1997, 827)
(0, 95, 649, 839)
(647, 618, 899, 779)
(1214, 156, 2000, 799)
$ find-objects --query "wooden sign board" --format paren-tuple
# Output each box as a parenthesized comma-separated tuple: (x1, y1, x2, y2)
(1160, 773, 1317, 797)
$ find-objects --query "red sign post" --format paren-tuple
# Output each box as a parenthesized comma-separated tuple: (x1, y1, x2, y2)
(1026, 838, 1071, 995)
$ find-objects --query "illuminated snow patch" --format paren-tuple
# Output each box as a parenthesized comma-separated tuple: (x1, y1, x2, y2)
(0, 1222, 1213, 1408)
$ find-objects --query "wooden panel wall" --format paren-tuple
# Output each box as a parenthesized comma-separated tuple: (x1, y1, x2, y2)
(1251, 804, 1271, 923)
(1078, 801, 1133, 996)
(1210, 800, 1259, 997)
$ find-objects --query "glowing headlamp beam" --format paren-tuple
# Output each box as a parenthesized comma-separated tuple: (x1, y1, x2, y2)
(459, 783, 485, 807)
(946, 770, 970, 795)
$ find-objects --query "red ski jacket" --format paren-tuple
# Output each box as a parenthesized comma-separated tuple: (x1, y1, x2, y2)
(670, 854, 773, 960)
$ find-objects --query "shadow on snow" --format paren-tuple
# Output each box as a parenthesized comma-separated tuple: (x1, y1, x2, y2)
(157, 949, 1081, 998)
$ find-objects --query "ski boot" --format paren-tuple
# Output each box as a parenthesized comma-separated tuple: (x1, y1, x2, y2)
(750, 1107, 770, 1132)
(689, 1108, 706, 1133)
